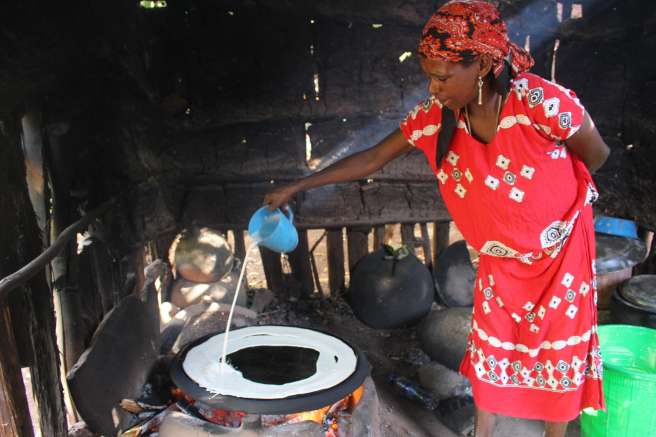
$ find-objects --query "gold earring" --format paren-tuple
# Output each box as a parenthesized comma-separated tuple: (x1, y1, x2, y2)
(477, 76, 483, 105)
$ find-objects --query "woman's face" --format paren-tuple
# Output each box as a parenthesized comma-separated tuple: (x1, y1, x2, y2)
(419, 56, 480, 110)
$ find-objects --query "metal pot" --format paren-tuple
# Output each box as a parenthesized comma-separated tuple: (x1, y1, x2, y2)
(610, 275, 656, 329)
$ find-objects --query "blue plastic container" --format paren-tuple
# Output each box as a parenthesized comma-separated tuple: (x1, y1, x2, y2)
(594, 216, 638, 239)
(248, 206, 298, 253)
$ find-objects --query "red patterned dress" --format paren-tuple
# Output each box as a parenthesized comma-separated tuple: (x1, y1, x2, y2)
(400, 73, 605, 421)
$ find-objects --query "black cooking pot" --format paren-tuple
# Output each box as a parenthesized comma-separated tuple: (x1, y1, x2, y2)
(434, 240, 476, 307)
(610, 275, 656, 329)
(348, 245, 434, 329)
(170, 326, 370, 414)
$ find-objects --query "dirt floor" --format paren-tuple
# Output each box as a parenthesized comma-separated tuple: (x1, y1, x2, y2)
(232, 226, 582, 437)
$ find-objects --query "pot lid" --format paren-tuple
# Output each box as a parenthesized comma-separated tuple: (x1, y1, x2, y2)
(619, 275, 656, 311)
(595, 234, 647, 274)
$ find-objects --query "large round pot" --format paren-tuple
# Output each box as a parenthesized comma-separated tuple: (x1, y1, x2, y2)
(419, 308, 472, 371)
(434, 240, 476, 307)
(610, 275, 656, 329)
(170, 326, 370, 414)
(348, 246, 434, 329)
(595, 233, 647, 309)
(172, 227, 234, 283)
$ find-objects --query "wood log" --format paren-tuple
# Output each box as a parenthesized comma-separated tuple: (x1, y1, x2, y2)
(420, 222, 433, 271)
(258, 247, 284, 293)
(1, 111, 67, 435)
(0, 306, 34, 437)
(309, 232, 327, 298)
(347, 226, 370, 274)
(401, 223, 416, 255)
(26, 271, 68, 436)
(432, 221, 451, 268)
(373, 225, 385, 250)
(287, 230, 314, 296)
(60, 287, 85, 372)
(326, 229, 345, 295)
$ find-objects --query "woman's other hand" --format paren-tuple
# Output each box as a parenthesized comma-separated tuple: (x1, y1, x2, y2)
(264, 184, 298, 211)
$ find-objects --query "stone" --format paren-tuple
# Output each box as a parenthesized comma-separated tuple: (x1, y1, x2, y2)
(260, 422, 324, 437)
(339, 377, 382, 437)
(172, 227, 235, 283)
(169, 277, 247, 309)
(169, 302, 257, 354)
(159, 412, 260, 436)
(158, 412, 324, 437)
(419, 308, 472, 371)
(417, 362, 471, 401)
(434, 240, 476, 307)
(67, 289, 160, 436)
(67, 421, 94, 437)
(250, 288, 275, 313)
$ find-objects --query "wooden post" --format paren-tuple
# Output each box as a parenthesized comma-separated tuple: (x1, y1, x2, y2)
(0, 306, 34, 437)
(26, 275, 68, 436)
(432, 221, 451, 266)
(420, 222, 433, 271)
(373, 225, 385, 250)
(347, 226, 370, 273)
(259, 246, 284, 293)
(287, 230, 314, 296)
(1, 110, 67, 435)
(401, 223, 416, 255)
(326, 228, 345, 295)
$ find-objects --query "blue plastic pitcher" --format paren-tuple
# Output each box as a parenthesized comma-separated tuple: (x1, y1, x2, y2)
(248, 206, 298, 253)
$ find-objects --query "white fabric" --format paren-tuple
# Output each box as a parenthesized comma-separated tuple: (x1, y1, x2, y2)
(183, 326, 358, 399)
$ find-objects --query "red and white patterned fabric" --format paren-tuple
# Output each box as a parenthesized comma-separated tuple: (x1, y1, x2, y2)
(400, 73, 605, 421)
(419, 0, 534, 78)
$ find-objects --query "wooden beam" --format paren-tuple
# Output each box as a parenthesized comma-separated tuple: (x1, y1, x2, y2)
(347, 226, 370, 273)
(0, 306, 34, 437)
(309, 231, 327, 298)
(287, 230, 314, 296)
(420, 222, 433, 272)
(401, 223, 416, 255)
(326, 229, 345, 295)
(373, 225, 385, 250)
(258, 247, 284, 293)
(26, 273, 68, 436)
(432, 221, 451, 267)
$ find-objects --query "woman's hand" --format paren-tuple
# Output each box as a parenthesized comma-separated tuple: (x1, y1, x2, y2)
(263, 184, 299, 211)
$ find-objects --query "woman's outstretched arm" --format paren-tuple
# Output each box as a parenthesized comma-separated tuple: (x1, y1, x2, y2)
(264, 129, 413, 210)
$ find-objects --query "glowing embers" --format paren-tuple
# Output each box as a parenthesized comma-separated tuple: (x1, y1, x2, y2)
(182, 325, 358, 399)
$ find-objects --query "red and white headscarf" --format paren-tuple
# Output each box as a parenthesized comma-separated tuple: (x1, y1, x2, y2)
(418, 0, 534, 77)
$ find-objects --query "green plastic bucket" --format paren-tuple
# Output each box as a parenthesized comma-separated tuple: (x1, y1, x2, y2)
(580, 325, 656, 437)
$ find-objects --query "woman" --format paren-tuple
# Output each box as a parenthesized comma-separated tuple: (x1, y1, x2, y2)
(264, 1, 609, 436)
